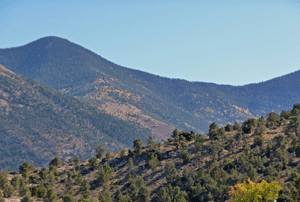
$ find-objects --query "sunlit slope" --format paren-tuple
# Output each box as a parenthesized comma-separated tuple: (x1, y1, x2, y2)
(1, 36, 300, 133)
(0, 64, 151, 170)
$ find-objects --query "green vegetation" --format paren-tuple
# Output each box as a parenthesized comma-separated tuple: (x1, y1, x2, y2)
(2, 103, 300, 201)
(0, 65, 151, 170)
(4, 36, 300, 138)
(2, 42, 300, 200)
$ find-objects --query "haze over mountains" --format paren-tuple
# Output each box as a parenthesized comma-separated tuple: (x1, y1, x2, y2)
(1, 36, 300, 135)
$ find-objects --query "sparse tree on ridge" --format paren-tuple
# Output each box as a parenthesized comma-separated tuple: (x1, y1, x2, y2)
(96, 144, 106, 159)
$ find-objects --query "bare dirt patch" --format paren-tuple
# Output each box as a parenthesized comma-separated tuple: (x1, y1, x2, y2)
(98, 102, 175, 140)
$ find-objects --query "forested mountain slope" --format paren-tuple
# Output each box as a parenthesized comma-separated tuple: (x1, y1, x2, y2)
(0, 64, 151, 170)
(1, 104, 300, 201)
(1, 36, 300, 134)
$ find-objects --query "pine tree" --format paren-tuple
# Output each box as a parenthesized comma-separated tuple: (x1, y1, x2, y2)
(106, 150, 111, 161)
(79, 180, 91, 200)
(11, 175, 20, 188)
(0, 173, 8, 189)
(19, 184, 31, 197)
(99, 187, 112, 202)
(63, 189, 75, 202)
(96, 144, 106, 159)
(44, 187, 57, 202)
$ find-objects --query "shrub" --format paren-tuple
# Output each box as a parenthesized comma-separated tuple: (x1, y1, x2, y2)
(105, 150, 111, 161)
(133, 138, 143, 150)
(79, 180, 91, 200)
(3, 184, 14, 198)
(296, 145, 300, 158)
(233, 122, 241, 131)
(49, 156, 64, 168)
(95, 144, 105, 159)
(88, 157, 98, 170)
(229, 179, 282, 202)
(19, 184, 31, 197)
(195, 141, 203, 153)
(242, 118, 257, 134)
(120, 149, 126, 159)
(254, 135, 264, 147)
(11, 176, 20, 188)
(147, 153, 159, 172)
(0, 173, 8, 189)
(181, 150, 191, 164)
(39, 168, 48, 180)
(165, 162, 178, 183)
(19, 162, 35, 178)
(225, 124, 232, 132)
(97, 164, 114, 184)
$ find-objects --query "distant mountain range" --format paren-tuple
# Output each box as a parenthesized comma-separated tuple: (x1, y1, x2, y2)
(0, 64, 151, 170)
(1, 36, 300, 134)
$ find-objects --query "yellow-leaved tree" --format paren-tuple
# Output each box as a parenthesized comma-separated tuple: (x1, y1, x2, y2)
(229, 178, 282, 202)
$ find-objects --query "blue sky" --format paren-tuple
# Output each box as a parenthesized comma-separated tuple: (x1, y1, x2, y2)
(1, 0, 300, 85)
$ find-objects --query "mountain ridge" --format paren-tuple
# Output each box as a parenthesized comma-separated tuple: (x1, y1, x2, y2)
(1, 36, 300, 134)
(0, 64, 152, 170)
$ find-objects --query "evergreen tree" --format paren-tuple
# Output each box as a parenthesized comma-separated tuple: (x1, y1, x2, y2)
(48, 171, 56, 185)
(21, 195, 33, 202)
(288, 114, 300, 136)
(39, 167, 48, 180)
(254, 135, 264, 147)
(208, 122, 219, 140)
(88, 157, 98, 170)
(0, 190, 4, 202)
(96, 144, 106, 159)
(73, 156, 80, 170)
(225, 124, 232, 132)
(97, 164, 114, 184)
(2, 184, 14, 198)
(165, 162, 178, 183)
(79, 180, 91, 200)
(19, 184, 31, 197)
(120, 149, 126, 160)
(147, 135, 154, 150)
(114, 189, 126, 202)
(62, 190, 75, 202)
(99, 187, 112, 202)
(233, 122, 241, 131)
(44, 187, 57, 202)
(49, 156, 64, 167)
(19, 162, 35, 179)
(37, 180, 47, 198)
(137, 186, 151, 202)
(106, 150, 112, 161)
(242, 118, 257, 134)
(181, 150, 191, 164)
(75, 172, 83, 185)
(11, 175, 20, 188)
(128, 158, 134, 169)
(194, 141, 203, 154)
(147, 153, 159, 172)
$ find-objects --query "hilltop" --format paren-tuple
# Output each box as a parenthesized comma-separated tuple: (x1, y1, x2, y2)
(0, 64, 152, 170)
(2, 37, 300, 135)
(1, 104, 300, 201)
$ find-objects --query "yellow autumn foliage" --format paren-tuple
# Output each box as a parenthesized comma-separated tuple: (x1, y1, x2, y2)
(229, 178, 282, 202)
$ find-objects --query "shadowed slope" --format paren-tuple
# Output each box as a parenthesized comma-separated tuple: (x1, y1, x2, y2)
(0, 64, 151, 170)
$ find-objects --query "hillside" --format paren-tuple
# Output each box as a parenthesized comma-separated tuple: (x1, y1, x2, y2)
(1, 104, 300, 201)
(0, 64, 152, 170)
(3, 37, 300, 135)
